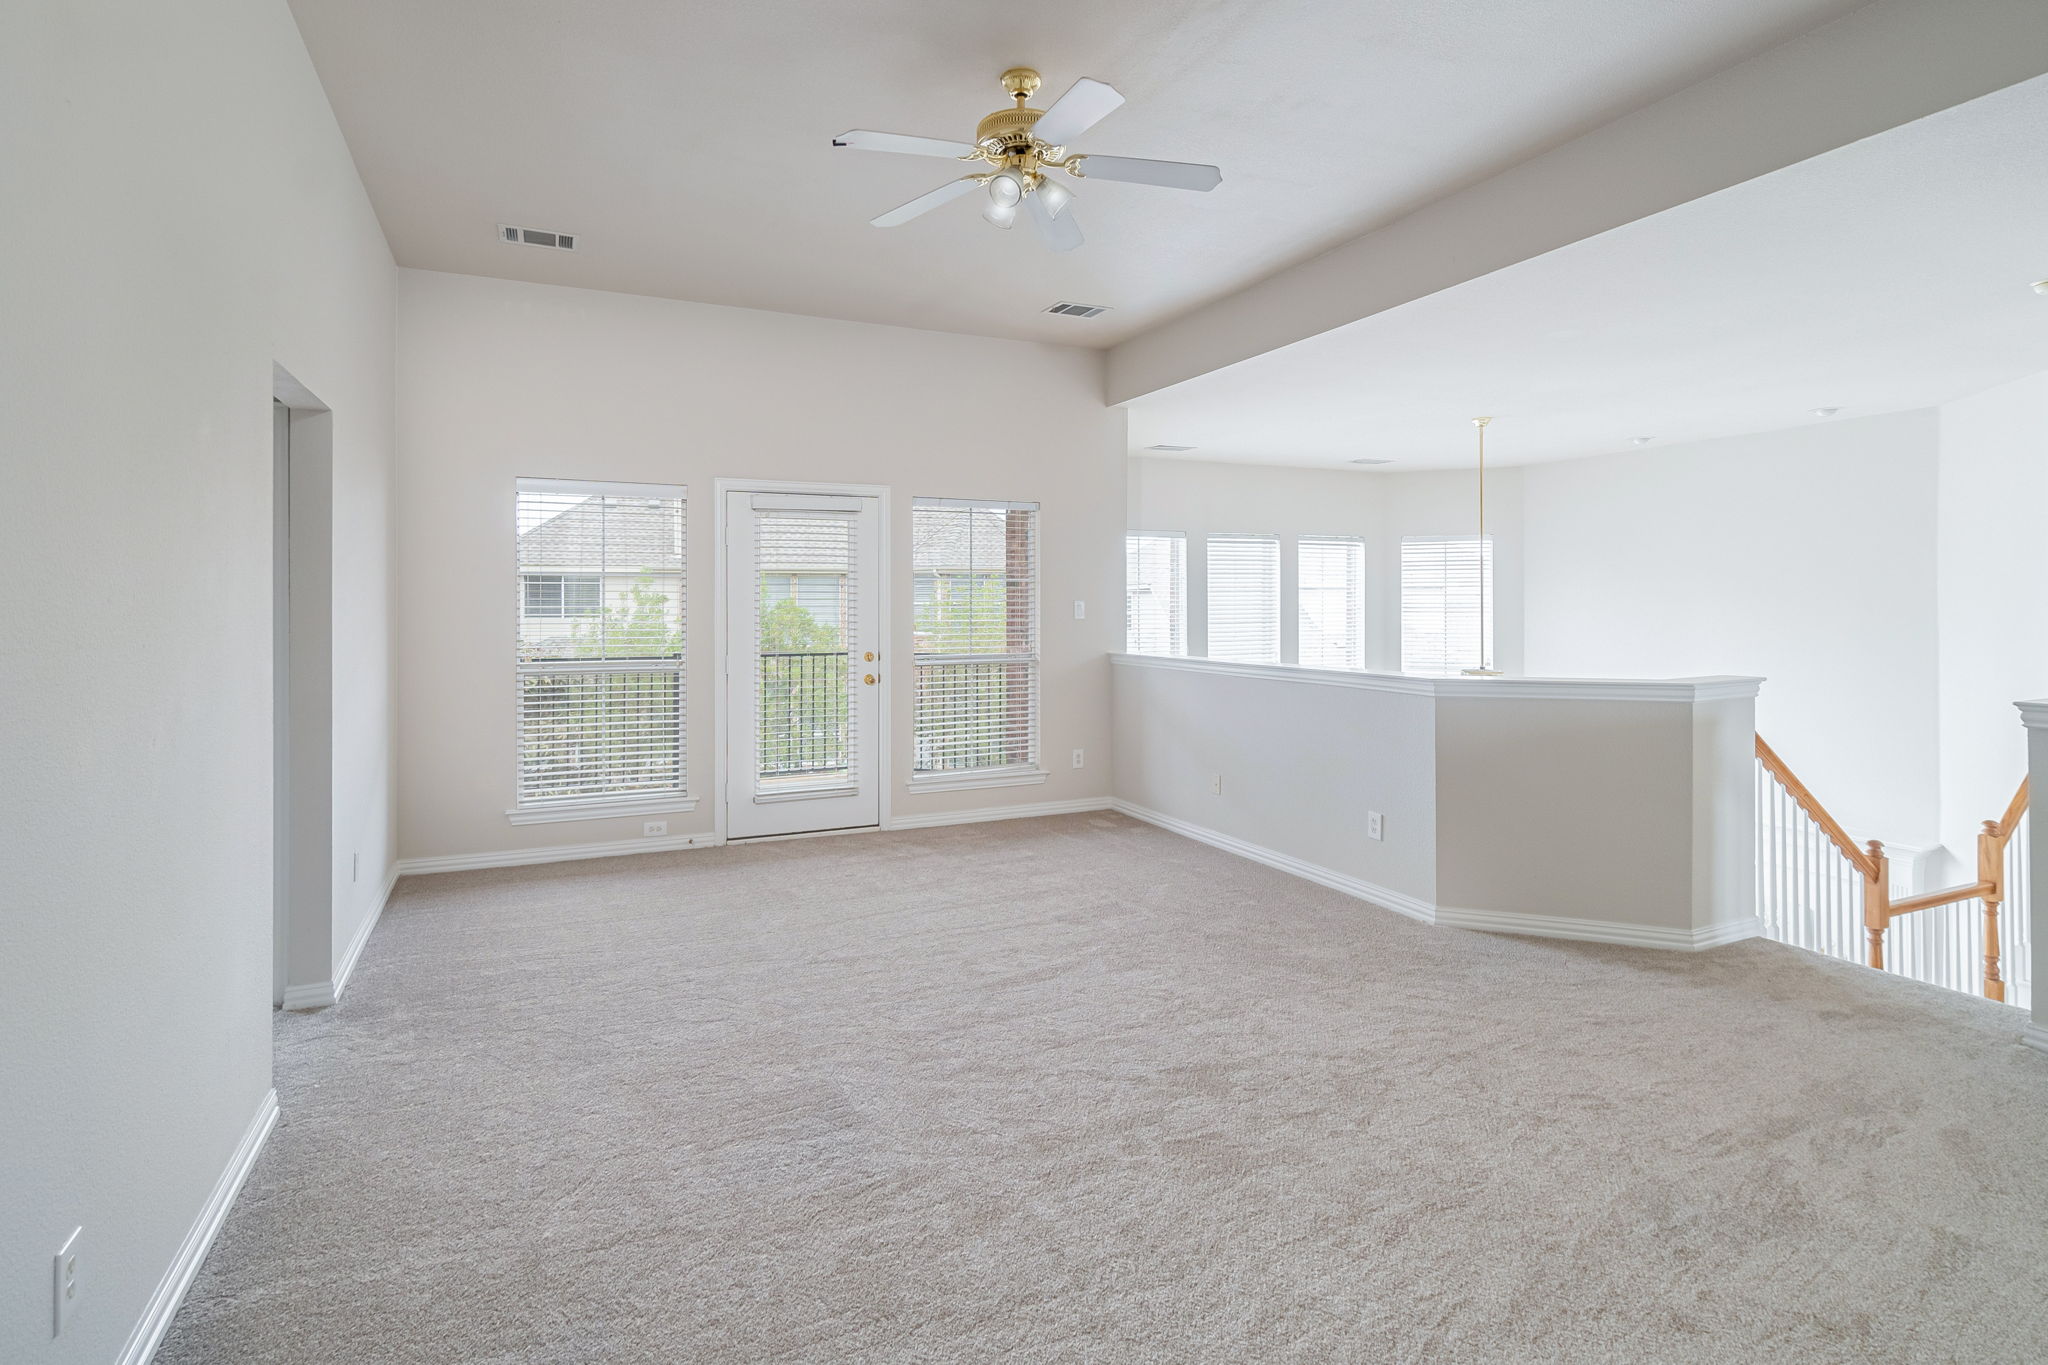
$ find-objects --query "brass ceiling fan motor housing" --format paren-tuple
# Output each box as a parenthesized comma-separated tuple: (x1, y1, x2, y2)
(978, 67, 1048, 156)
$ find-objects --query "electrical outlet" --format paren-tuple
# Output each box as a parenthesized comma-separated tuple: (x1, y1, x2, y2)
(1073, 600, 1086, 620)
(643, 821, 667, 837)
(1367, 811, 1384, 840)
(1209, 774, 1223, 796)
(53, 1227, 79, 1337)
(1071, 748, 1084, 769)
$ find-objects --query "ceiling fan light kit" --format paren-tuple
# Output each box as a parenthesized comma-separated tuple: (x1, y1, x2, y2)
(833, 67, 1222, 252)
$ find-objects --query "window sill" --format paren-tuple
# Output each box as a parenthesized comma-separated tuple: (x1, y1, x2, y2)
(904, 768, 1049, 794)
(506, 794, 698, 825)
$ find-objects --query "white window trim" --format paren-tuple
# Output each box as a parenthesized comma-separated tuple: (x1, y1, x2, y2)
(1125, 529, 1189, 658)
(1296, 534, 1367, 672)
(1399, 533, 1495, 677)
(505, 794, 700, 825)
(904, 766, 1049, 793)
(909, 496, 1042, 782)
(513, 478, 689, 817)
(1203, 531, 1282, 666)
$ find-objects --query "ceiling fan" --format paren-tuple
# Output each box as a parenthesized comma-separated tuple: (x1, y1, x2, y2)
(832, 67, 1222, 253)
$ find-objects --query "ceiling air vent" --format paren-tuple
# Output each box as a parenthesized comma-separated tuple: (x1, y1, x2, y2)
(1044, 301, 1111, 318)
(498, 224, 577, 251)
(1348, 458, 1394, 466)
(1146, 444, 1198, 452)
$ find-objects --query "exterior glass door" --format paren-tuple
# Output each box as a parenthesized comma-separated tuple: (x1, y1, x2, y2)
(724, 490, 881, 837)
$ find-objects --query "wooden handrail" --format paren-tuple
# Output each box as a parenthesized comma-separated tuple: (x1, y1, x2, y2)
(1991, 776, 2030, 841)
(1755, 735, 1878, 879)
(1759, 738, 2028, 1001)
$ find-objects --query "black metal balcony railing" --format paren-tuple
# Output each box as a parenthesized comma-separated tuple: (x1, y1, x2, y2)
(758, 651, 849, 778)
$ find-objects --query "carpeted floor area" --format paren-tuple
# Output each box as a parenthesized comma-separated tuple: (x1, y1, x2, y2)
(157, 812, 2048, 1364)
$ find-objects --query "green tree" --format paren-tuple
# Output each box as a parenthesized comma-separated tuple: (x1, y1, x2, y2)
(759, 595, 840, 653)
(567, 573, 681, 659)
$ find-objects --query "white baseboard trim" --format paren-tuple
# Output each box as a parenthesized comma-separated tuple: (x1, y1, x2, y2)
(280, 863, 401, 1012)
(2022, 1020, 2048, 1057)
(118, 1088, 279, 1365)
(1110, 798, 1761, 952)
(1109, 799, 1436, 924)
(332, 863, 399, 1001)
(887, 797, 1111, 831)
(1435, 906, 1764, 952)
(395, 831, 723, 877)
(279, 980, 333, 1011)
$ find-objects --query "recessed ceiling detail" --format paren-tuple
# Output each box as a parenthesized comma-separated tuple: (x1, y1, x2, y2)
(834, 67, 1221, 253)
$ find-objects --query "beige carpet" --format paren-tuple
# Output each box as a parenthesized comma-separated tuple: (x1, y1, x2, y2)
(157, 812, 2048, 1364)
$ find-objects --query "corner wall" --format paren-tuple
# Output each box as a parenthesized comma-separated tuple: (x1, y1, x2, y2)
(0, 2, 396, 1362)
(394, 269, 1125, 865)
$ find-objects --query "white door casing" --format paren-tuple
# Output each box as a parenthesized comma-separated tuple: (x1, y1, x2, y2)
(723, 488, 883, 837)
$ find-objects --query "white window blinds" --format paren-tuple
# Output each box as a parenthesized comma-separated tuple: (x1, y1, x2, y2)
(1298, 536, 1366, 670)
(1205, 534, 1280, 664)
(515, 479, 686, 806)
(912, 499, 1039, 777)
(1125, 532, 1186, 656)
(1400, 535, 1493, 675)
(754, 508, 856, 794)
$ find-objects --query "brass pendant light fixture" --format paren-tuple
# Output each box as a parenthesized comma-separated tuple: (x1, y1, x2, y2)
(1461, 416, 1502, 677)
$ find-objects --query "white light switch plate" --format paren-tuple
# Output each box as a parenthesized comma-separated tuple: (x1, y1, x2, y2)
(1073, 600, 1086, 619)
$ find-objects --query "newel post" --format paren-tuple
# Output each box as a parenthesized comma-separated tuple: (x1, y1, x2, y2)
(1979, 820, 2006, 1003)
(1862, 840, 1890, 972)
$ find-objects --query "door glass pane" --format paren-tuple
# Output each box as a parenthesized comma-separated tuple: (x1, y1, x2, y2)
(755, 513, 855, 793)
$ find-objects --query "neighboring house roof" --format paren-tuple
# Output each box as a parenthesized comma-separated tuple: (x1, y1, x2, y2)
(912, 507, 1031, 576)
(519, 497, 681, 571)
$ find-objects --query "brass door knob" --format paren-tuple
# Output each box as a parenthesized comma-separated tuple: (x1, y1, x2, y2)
(864, 673, 877, 686)
(863, 651, 875, 662)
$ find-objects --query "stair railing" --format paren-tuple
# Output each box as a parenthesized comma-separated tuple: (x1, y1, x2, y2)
(1755, 734, 2028, 1002)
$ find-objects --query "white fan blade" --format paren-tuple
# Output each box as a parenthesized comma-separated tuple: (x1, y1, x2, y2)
(834, 129, 976, 158)
(1030, 77, 1124, 147)
(1026, 191, 1083, 252)
(871, 177, 980, 227)
(1074, 154, 1221, 191)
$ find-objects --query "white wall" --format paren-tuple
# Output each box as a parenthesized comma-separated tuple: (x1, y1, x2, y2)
(1126, 457, 1524, 673)
(1937, 371, 2048, 863)
(0, 2, 395, 1362)
(1113, 658, 1758, 939)
(1521, 413, 1941, 844)
(395, 269, 1125, 863)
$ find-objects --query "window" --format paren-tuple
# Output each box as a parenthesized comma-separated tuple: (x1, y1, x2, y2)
(911, 499, 1039, 782)
(514, 479, 686, 811)
(522, 574, 602, 619)
(1205, 534, 1280, 664)
(1125, 532, 1186, 656)
(1400, 535, 1493, 675)
(1298, 536, 1366, 670)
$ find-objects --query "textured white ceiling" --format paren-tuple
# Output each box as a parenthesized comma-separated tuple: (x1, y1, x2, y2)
(1126, 76, 2048, 468)
(287, 0, 1862, 345)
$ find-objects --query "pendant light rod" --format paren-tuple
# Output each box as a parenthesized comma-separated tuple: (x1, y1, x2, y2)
(1463, 416, 1501, 677)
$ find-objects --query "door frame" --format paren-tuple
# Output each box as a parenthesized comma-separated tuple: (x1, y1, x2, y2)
(712, 478, 892, 842)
